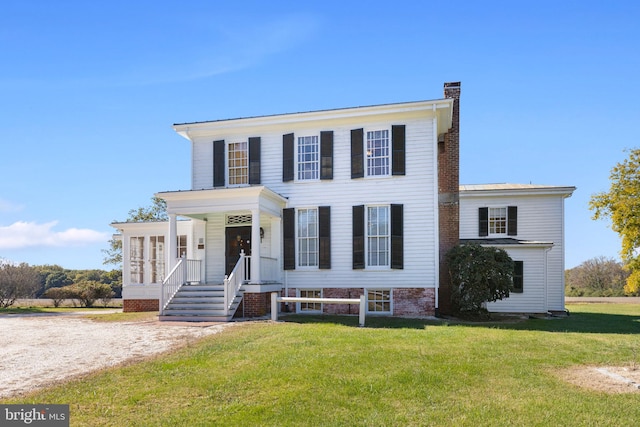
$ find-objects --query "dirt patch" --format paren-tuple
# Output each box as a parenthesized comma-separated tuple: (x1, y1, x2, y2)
(558, 365, 640, 393)
(0, 312, 235, 399)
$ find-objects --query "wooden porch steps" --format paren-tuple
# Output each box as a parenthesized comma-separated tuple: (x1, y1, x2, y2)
(159, 284, 242, 322)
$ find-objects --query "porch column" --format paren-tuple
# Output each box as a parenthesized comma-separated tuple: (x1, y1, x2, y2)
(251, 209, 261, 284)
(168, 214, 178, 270)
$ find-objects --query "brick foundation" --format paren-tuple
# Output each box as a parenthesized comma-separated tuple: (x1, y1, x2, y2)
(236, 292, 272, 318)
(393, 288, 436, 317)
(283, 287, 436, 317)
(123, 299, 159, 312)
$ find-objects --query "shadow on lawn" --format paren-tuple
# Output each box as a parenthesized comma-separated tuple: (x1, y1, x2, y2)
(280, 311, 640, 335)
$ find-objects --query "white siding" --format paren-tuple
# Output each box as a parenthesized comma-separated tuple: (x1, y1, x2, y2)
(190, 113, 439, 290)
(192, 140, 213, 190)
(485, 247, 547, 312)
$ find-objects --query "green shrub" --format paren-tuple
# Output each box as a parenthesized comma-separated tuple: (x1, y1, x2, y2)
(446, 243, 514, 315)
(42, 287, 73, 307)
(63, 281, 115, 308)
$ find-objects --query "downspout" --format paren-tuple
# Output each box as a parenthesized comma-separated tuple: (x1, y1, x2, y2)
(433, 115, 440, 310)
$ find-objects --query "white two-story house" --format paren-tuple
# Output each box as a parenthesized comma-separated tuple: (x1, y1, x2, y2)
(111, 82, 574, 320)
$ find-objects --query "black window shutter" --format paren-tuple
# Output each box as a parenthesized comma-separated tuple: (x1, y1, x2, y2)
(513, 261, 524, 293)
(320, 131, 333, 180)
(391, 204, 404, 269)
(392, 125, 406, 176)
(508, 206, 518, 236)
(213, 140, 225, 187)
(282, 133, 294, 182)
(479, 207, 489, 237)
(352, 205, 365, 269)
(351, 129, 364, 179)
(248, 137, 261, 184)
(319, 206, 331, 269)
(283, 208, 295, 270)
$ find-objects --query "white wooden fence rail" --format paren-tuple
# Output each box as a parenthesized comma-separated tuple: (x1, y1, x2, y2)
(270, 293, 366, 327)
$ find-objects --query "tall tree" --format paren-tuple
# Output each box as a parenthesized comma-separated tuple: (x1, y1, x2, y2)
(102, 196, 168, 266)
(0, 263, 40, 307)
(590, 149, 640, 294)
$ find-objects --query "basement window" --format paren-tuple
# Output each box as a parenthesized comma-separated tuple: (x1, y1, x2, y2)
(367, 289, 391, 314)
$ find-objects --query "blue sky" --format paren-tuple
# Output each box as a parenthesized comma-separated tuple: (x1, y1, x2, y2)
(1, 0, 638, 270)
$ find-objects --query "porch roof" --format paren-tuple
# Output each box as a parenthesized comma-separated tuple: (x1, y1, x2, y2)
(157, 185, 288, 219)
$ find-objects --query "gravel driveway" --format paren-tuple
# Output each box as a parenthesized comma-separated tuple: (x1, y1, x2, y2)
(0, 312, 232, 399)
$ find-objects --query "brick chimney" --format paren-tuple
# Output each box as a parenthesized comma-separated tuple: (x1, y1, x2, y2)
(437, 82, 461, 315)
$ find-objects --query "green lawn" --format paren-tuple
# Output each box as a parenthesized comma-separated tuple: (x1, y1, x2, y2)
(4, 303, 640, 426)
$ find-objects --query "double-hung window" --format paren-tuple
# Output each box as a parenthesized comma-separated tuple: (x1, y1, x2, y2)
(351, 126, 404, 179)
(228, 142, 248, 185)
(366, 130, 390, 176)
(367, 206, 390, 267)
(489, 207, 507, 235)
(297, 136, 319, 180)
(479, 206, 517, 237)
(297, 208, 318, 267)
(353, 204, 403, 270)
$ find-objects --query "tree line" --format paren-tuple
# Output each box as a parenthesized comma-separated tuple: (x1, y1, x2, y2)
(0, 259, 121, 308)
(565, 256, 633, 297)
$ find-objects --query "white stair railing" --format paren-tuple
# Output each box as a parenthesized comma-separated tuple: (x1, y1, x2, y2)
(160, 257, 202, 314)
(223, 250, 250, 316)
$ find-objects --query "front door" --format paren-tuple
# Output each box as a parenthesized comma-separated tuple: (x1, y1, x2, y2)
(225, 226, 252, 276)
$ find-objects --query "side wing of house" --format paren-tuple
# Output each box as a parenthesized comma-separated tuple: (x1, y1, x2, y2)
(111, 220, 202, 311)
(459, 184, 575, 314)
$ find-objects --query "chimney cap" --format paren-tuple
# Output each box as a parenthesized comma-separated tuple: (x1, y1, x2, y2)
(444, 81, 461, 88)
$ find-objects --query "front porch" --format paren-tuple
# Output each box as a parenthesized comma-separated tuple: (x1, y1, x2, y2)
(157, 186, 288, 321)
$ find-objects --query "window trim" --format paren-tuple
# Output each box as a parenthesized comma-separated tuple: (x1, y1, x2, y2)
(226, 141, 249, 187)
(488, 206, 508, 237)
(366, 288, 392, 314)
(296, 135, 320, 182)
(365, 128, 391, 177)
(366, 205, 391, 269)
(296, 207, 319, 268)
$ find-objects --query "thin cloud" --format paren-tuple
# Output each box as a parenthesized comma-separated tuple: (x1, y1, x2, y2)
(0, 13, 322, 89)
(0, 198, 25, 213)
(0, 221, 109, 249)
